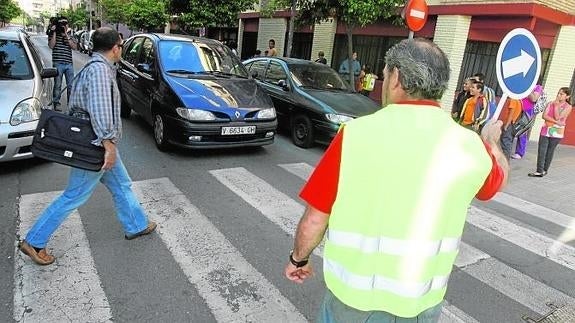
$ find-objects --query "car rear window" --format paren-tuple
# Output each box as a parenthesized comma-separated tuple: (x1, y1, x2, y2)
(0, 39, 33, 80)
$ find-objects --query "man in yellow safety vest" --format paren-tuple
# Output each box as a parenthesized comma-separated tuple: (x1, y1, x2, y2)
(284, 38, 509, 322)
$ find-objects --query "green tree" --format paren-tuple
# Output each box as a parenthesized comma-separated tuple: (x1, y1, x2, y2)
(298, 0, 404, 86)
(0, 0, 22, 27)
(100, 0, 129, 29)
(169, 0, 254, 29)
(60, 5, 89, 30)
(126, 0, 168, 32)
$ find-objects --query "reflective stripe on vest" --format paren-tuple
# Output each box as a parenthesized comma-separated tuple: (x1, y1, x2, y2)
(325, 258, 449, 298)
(328, 230, 460, 257)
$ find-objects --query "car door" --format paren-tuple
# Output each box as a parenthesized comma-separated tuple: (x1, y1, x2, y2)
(131, 37, 158, 123)
(117, 37, 144, 112)
(261, 61, 295, 126)
(24, 37, 52, 108)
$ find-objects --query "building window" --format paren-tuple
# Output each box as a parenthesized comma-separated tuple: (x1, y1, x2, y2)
(332, 34, 403, 79)
(457, 41, 550, 96)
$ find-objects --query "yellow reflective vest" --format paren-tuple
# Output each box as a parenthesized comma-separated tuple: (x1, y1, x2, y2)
(323, 103, 492, 317)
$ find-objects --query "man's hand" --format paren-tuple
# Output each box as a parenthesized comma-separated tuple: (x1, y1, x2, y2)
(480, 120, 503, 144)
(101, 141, 117, 171)
(284, 262, 313, 284)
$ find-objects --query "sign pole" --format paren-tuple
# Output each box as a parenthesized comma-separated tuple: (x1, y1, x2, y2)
(408, 30, 414, 39)
(491, 93, 509, 122)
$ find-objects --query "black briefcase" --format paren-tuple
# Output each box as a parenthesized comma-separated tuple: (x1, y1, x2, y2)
(31, 109, 105, 172)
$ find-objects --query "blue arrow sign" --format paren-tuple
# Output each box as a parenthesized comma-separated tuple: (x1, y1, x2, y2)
(496, 28, 542, 100)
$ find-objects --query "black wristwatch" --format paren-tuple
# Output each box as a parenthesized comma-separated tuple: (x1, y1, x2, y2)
(289, 250, 309, 268)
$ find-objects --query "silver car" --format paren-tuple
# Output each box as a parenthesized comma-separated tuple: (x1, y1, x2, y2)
(0, 29, 57, 162)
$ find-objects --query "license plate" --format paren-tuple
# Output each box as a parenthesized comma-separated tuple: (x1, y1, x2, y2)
(221, 126, 256, 135)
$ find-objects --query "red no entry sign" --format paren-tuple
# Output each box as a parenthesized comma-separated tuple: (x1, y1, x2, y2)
(404, 0, 429, 32)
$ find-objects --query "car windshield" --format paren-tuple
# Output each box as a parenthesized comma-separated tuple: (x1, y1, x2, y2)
(0, 39, 33, 80)
(158, 40, 248, 78)
(290, 64, 351, 91)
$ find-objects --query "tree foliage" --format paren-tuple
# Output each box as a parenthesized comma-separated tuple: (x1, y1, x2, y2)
(125, 0, 169, 32)
(100, 0, 130, 27)
(297, 0, 404, 85)
(297, 0, 403, 27)
(169, 0, 254, 28)
(0, 0, 22, 26)
(59, 6, 89, 29)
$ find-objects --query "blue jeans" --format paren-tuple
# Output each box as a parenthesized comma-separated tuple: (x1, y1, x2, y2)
(25, 152, 150, 248)
(318, 289, 442, 323)
(52, 62, 74, 105)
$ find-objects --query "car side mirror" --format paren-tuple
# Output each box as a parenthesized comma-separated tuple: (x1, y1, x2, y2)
(278, 79, 290, 91)
(40, 68, 58, 79)
(136, 63, 152, 74)
(251, 70, 258, 79)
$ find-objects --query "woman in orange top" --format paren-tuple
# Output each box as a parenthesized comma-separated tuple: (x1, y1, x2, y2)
(499, 98, 523, 159)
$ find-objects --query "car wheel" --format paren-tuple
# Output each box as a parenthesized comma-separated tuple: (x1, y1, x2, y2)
(291, 114, 314, 148)
(120, 93, 131, 119)
(153, 113, 170, 151)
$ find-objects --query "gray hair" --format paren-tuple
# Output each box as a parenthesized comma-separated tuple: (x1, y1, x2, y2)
(384, 38, 450, 100)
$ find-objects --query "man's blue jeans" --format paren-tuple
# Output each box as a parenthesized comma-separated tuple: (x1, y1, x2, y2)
(318, 289, 442, 323)
(52, 62, 74, 106)
(25, 152, 150, 249)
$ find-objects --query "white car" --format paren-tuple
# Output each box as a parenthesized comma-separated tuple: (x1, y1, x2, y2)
(0, 29, 58, 162)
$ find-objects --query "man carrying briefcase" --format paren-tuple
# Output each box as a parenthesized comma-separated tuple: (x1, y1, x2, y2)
(18, 27, 156, 266)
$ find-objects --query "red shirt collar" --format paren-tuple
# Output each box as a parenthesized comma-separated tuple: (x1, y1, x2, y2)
(396, 100, 441, 108)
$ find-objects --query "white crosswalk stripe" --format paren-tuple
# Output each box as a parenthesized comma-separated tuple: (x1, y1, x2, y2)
(467, 206, 575, 271)
(13, 162, 575, 323)
(15, 191, 113, 323)
(131, 177, 307, 323)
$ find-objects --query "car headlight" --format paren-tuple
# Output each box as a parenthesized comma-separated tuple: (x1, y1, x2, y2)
(176, 108, 216, 121)
(256, 108, 276, 119)
(325, 113, 353, 124)
(10, 98, 42, 126)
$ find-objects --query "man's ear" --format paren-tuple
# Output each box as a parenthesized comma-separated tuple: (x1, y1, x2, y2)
(388, 67, 402, 91)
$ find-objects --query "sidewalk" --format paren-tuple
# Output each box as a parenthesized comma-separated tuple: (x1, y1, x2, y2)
(501, 141, 575, 217)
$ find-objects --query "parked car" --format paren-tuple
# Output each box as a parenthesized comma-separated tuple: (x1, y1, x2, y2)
(116, 33, 277, 150)
(243, 57, 382, 148)
(0, 29, 58, 163)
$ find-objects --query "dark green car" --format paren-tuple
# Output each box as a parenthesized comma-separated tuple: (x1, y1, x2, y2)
(243, 57, 382, 148)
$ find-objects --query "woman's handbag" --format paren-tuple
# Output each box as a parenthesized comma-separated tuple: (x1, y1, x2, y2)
(511, 111, 536, 138)
(31, 61, 112, 171)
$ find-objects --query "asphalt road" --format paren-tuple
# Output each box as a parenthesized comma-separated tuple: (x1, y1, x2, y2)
(0, 35, 573, 323)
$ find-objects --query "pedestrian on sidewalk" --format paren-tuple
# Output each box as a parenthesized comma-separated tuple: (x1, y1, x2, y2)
(284, 38, 508, 322)
(499, 98, 523, 159)
(528, 87, 572, 177)
(18, 27, 157, 266)
(512, 84, 544, 159)
(451, 77, 472, 122)
(314, 51, 327, 64)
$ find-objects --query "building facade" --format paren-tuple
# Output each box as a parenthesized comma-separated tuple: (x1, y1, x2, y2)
(238, 0, 575, 145)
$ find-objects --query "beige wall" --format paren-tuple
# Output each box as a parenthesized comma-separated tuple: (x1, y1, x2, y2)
(531, 25, 575, 139)
(437, 0, 575, 15)
(311, 19, 338, 66)
(257, 18, 287, 57)
(433, 15, 472, 112)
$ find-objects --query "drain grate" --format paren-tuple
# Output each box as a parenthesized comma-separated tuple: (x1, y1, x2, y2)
(523, 303, 575, 323)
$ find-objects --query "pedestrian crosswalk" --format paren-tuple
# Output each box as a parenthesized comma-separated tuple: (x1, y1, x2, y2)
(12, 162, 575, 322)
